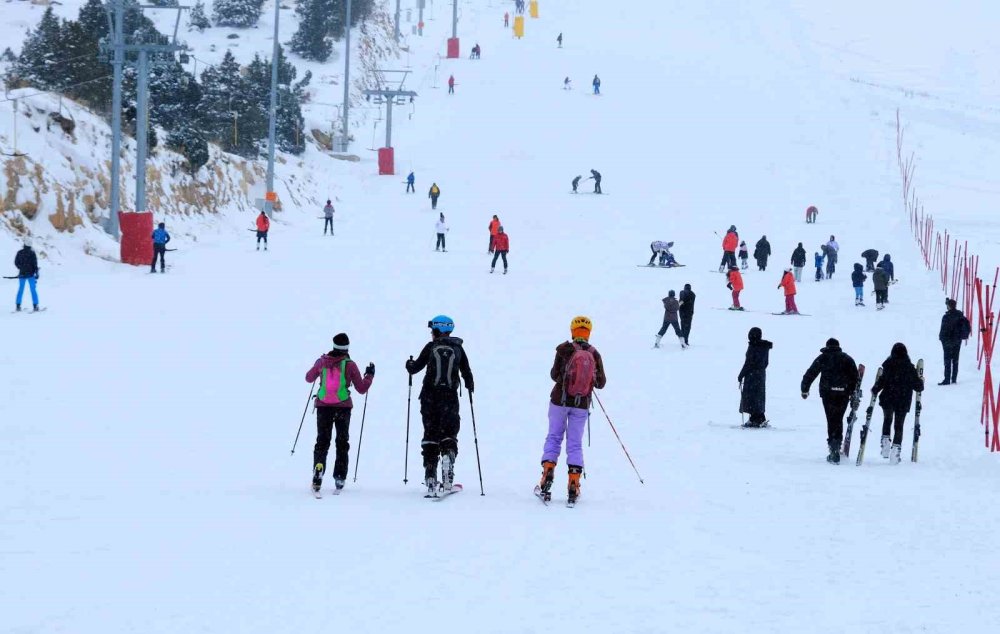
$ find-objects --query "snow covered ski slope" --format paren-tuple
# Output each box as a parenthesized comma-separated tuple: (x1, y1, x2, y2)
(4, 1, 1000, 632)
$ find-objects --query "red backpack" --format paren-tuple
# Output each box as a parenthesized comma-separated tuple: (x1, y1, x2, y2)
(563, 343, 597, 404)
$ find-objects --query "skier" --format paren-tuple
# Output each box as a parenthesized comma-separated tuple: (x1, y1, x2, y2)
(938, 298, 972, 385)
(13, 237, 39, 312)
(851, 263, 867, 306)
(406, 316, 475, 494)
(323, 200, 335, 235)
(255, 211, 270, 251)
(870, 342, 924, 464)
(813, 250, 824, 282)
(647, 240, 674, 266)
(504, 11, 509, 27)
(790, 242, 806, 282)
(471, 44, 481, 59)
(571, 175, 581, 192)
(881, 253, 895, 282)
(654, 290, 682, 348)
(537, 316, 607, 504)
(592, 75, 601, 95)
(151, 222, 170, 273)
(805, 205, 818, 224)
(738, 327, 772, 428)
(435, 213, 448, 252)
(305, 333, 374, 494)
(678, 283, 695, 346)
(754, 235, 771, 271)
(406, 172, 415, 193)
(738, 241, 749, 270)
(719, 225, 738, 272)
(873, 262, 890, 310)
(825, 235, 839, 279)
(490, 226, 509, 274)
(557, 33, 563, 47)
(861, 248, 879, 272)
(801, 338, 860, 464)
(727, 265, 744, 310)
(488, 215, 501, 252)
(563, 77, 572, 91)
(777, 268, 798, 314)
(448, 75, 455, 94)
(590, 169, 602, 194)
(428, 183, 441, 209)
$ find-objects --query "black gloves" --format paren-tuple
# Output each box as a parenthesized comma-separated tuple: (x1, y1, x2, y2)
(405, 359, 415, 373)
(365, 363, 375, 377)
(466, 382, 474, 394)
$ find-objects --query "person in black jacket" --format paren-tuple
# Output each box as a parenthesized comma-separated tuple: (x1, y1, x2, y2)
(14, 238, 40, 312)
(678, 283, 695, 347)
(861, 249, 879, 272)
(790, 242, 806, 282)
(871, 342, 924, 464)
(938, 298, 971, 385)
(405, 315, 474, 493)
(801, 338, 860, 464)
(753, 236, 771, 271)
(738, 327, 772, 427)
(851, 263, 867, 307)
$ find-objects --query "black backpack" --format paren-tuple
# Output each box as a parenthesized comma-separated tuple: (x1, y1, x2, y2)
(430, 340, 462, 388)
(959, 315, 972, 340)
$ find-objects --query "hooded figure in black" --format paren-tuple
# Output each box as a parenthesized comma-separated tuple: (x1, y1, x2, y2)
(738, 327, 772, 427)
(861, 249, 879, 272)
(678, 283, 696, 346)
(938, 298, 971, 385)
(790, 242, 807, 282)
(801, 338, 860, 464)
(753, 236, 771, 271)
(871, 342, 924, 463)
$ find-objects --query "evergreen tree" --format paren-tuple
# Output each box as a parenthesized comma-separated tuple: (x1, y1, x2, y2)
(212, 0, 264, 28)
(290, 0, 334, 62)
(59, 19, 110, 109)
(12, 8, 63, 90)
(188, 0, 211, 31)
(166, 124, 209, 174)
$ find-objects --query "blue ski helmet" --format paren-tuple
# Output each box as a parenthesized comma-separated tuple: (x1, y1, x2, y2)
(428, 315, 455, 334)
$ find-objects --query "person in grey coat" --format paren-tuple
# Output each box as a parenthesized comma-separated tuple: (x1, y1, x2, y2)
(738, 327, 772, 427)
(654, 290, 682, 348)
(873, 262, 890, 310)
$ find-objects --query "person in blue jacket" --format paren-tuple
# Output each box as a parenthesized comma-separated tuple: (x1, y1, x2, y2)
(881, 253, 895, 282)
(151, 222, 170, 273)
(406, 171, 415, 193)
(14, 237, 40, 311)
(814, 251, 825, 281)
(592, 75, 601, 95)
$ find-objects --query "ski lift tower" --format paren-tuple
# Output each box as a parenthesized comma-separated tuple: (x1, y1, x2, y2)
(363, 71, 417, 176)
(446, 0, 460, 58)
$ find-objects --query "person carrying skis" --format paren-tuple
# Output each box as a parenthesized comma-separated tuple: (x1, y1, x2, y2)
(490, 226, 510, 274)
(777, 268, 798, 314)
(448, 75, 455, 94)
(754, 235, 771, 271)
(738, 241, 749, 270)
(801, 338, 859, 464)
(557, 33, 563, 47)
(406, 172, 415, 193)
(429, 183, 441, 209)
(881, 253, 895, 282)
(654, 290, 682, 348)
(435, 213, 449, 252)
(488, 215, 501, 252)
(323, 200, 335, 235)
(825, 235, 839, 279)
(870, 342, 924, 464)
(590, 169, 602, 194)
(406, 316, 475, 494)
(938, 298, 972, 385)
(151, 222, 170, 273)
(678, 283, 695, 347)
(738, 327, 772, 428)
(255, 211, 270, 251)
(791, 242, 806, 282)
(305, 333, 374, 494)
(851, 263, 867, 306)
(537, 316, 607, 504)
(805, 205, 818, 223)
(13, 237, 39, 312)
(814, 250, 825, 281)
(592, 75, 601, 95)
(861, 248, 879, 272)
(719, 225, 738, 272)
(727, 265, 744, 310)
(873, 262, 890, 310)
(571, 174, 581, 191)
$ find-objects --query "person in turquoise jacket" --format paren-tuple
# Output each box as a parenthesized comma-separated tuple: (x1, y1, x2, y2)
(151, 223, 170, 273)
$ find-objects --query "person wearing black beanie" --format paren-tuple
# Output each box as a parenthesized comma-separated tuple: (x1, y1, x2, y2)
(801, 338, 859, 464)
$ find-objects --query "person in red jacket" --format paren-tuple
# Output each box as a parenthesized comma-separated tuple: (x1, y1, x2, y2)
(255, 211, 270, 251)
(778, 268, 798, 314)
(727, 265, 744, 310)
(806, 205, 819, 224)
(491, 226, 510, 274)
(719, 225, 738, 271)
(488, 215, 501, 253)
(448, 75, 455, 94)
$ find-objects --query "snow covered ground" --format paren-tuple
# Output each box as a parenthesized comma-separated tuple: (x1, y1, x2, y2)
(4, 1, 1000, 632)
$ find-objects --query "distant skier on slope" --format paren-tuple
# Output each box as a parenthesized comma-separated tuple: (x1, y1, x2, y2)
(738, 327, 772, 428)
(871, 342, 924, 464)
(719, 225, 738, 272)
(564, 77, 572, 90)
(488, 215, 501, 252)
(647, 240, 676, 266)
(490, 226, 509, 274)
(255, 211, 270, 251)
(754, 235, 771, 271)
(592, 75, 601, 95)
(738, 241, 749, 270)
(504, 11, 509, 27)
(151, 222, 170, 274)
(323, 200, 335, 235)
(727, 265, 744, 310)
(429, 183, 441, 209)
(679, 283, 695, 346)
(777, 268, 798, 314)
(406, 172, 415, 193)
(805, 205, 819, 224)
(654, 290, 682, 348)
(589, 169, 602, 194)
(801, 338, 859, 464)
(435, 213, 449, 252)
(557, 33, 563, 48)
(305, 333, 374, 494)
(814, 250, 825, 282)
(861, 248, 879, 272)
(790, 242, 806, 282)
(448, 75, 455, 94)
(571, 174, 581, 192)
(13, 237, 40, 312)
(851, 263, 867, 307)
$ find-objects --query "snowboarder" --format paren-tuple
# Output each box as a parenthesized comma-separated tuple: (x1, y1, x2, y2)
(805, 205, 818, 224)
(679, 283, 695, 346)
(590, 169, 602, 194)
(428, 183, 441, 209)
(719, 225, 738, 272)
(647, 240, 675, 266)
(488, 215, 501, 252)
(435, 213, 449, 252)
(777, 268, 798, 314)
(938, 298, 972, 385)
(801, 338, 860, 464)
(873, 262, 890, 310)
(406, 316, 475, 494)
(790, 242, 806, 282)
(654, 290, 682, 348)
(738, 241, 749, 270)
(557, 33, 563, 47)
(151, 222, 170, 273)
(323, 200, 335, 235)
(255, 211, 270, 250)
(851, 263, 867, 306)
(305, 333, 374, 494)
(870, 342, 924, 464)
(563, 77, 572, 90)
(814, 250, 825, 282)
(727, 265, 744, 310)
(861, 248, 879, 272)
(448, 75, 455, 94)
(592, 75, 601, 95)
(738, 327, 772, 427)
(13, 238, 39, 312)
(406, 172, 415, 193)
(571, 175, 581, 192)
(537, 316, 607, 504)
(881, 253, 895, 282)
(754, 235, 771, 271)
(490, 226, 510, 274)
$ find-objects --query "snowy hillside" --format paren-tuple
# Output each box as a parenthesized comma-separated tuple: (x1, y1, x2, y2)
(4, 1, 1000, 633)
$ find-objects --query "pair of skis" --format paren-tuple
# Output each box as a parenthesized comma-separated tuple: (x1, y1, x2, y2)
(534, 486, 577, 508)
(851, 359, 923, 466)
(425, 483, 463, 501)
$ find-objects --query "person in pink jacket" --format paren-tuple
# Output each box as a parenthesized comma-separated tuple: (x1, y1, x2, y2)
(305, 333, 374, 493)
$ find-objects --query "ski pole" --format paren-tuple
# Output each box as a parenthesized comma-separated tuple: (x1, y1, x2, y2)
(468, 391, 485, 496)
(352, 391, 369, 482)
(290, 380, 317, 455)
(404, 356, 413, 484)
(587, 411, 591, 447)
(739, 381, 745, 426)
(593, 393, 644, 484)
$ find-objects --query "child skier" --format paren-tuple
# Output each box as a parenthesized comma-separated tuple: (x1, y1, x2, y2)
(406, 316, 475, 494)
(305, 333, 374, 494)
(537, 316, 607, 504)
(13, 238, 40, 312)
(406, 172, 415, 193)
(738, 241, 749, 270)
(777, 268, 798, 314)
(429, 183, 441, 209)
(870, 342, 924, 464)
(851, 263, 867, 306)
(814, 250, 825, 281)
(435, 213, 448, 252)
(490, 226, 509, 274)
(738, 327, 772, 428)
(571, 175, 581, 192)
(654, 290, 682, 348)
(727, 265, 744, 310)
(255, 211, 270, 250)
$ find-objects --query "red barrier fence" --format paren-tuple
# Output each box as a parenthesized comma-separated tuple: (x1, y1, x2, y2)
(896, 109, 999, 452)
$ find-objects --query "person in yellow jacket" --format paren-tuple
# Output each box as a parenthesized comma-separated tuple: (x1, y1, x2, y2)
(429, 183, 441, 210)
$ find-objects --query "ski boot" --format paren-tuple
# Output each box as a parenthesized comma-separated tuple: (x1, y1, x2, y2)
(654, 334, 662, 348)
(489, 267, 494, 274)
(33, 305, 40, 312)
(424, 464, 439, 497)
(441, 451, 456, 491)
(334, 478, 345, 491)
(826, 441, 840, 464)
(880, 436, 892, 459)
(567, 465, 583, 504)
(536, 460, 556, 502)
(312, 463, 324, 492)
(15, 304, 21, 312)
(889, 444, 902, 465)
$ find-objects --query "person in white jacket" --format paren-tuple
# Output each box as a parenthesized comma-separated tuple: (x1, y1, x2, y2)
(435, 213, 449, 252)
